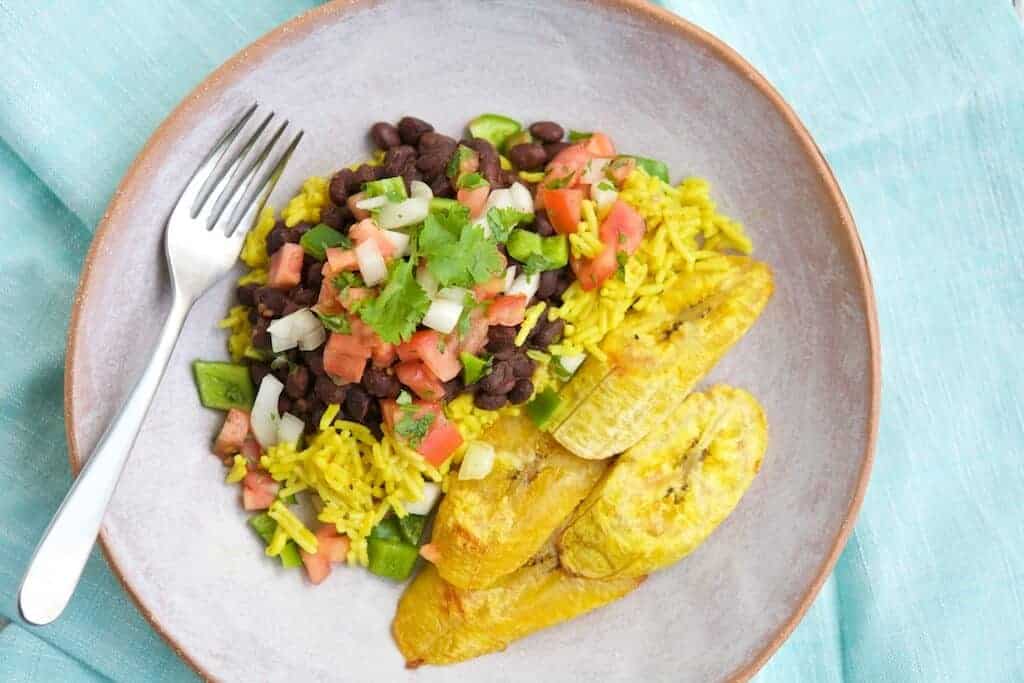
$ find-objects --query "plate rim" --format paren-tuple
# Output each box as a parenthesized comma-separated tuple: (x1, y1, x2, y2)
(63, 1, 881, 680)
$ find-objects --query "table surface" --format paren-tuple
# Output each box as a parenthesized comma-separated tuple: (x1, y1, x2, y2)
(1, 1, 1023, 681)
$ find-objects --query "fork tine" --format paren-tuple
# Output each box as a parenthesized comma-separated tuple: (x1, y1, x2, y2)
(228, 128, 304, 244)
(214, 119, 288, 235)
(176, 103, 257, 218)
(197, 111, 275, 226)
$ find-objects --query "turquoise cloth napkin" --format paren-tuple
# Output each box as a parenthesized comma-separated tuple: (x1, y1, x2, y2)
(1, 1, 1023, 680)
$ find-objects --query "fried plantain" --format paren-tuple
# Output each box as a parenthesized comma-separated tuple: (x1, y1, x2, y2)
(393, 539, 643, 667)
(550, 256, 773, 460)
(430, 413, 608, 589)
(558, 385, 768, 579)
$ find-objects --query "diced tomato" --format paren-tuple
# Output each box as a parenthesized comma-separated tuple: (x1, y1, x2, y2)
(300, 524, 351, 582)
(381, 400, 462, 466)
(346, 192, 370, 221)
(325, 247, 359, 274)
(213, 408, 250, 458)
(544, 189, 584, 235)
(457, 185, 490, 219)
(487, 295, 528, 326)
(300, 550, 331, 585)
(267, 243, 304, 289)
(570, 243, 618, 291)
(242, 470, 278, 511)
(419, 543, 441, 563)
(545, 143, 591, 188)
(371, 341, 396, 368)
(315, 277, 343, 315)
(606, 157, 637, 186)
(340, 286, 372, 313)
(583, 132, 616, 157)
(396, 330, 461, 382)
(458, 307, 489, 355)
(472, 275, 505, 301)
(240, 437, 262, 466)
(349, 218, 396, 259)
(324, 331, 370, 384)
(395, 360, 446, 401)
(600, 200, 645, 255)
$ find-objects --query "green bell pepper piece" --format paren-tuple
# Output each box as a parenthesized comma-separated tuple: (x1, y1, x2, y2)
(370, 515, 403, 541)
(467, 113, 522, 151)
(460, 352, 490, 385)
(429, 197, 461, 214)
(367, 537, 419, 580)
(248, 514, 301, 569)
(526, 388, 561, 429)
(299, 223, 351, 260)
(363, 176, 408, 202)
(507, 228, 543, 263)
(540, 235, 568, 269)
(193, 361, 255, 411)
(397, 514, 427, 546)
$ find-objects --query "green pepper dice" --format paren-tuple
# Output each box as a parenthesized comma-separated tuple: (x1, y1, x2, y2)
(460, 352, 490, 385)
(193, 361, 255, 411)
(363, 176, 408, 202)
(367, 537, 420, 580)
(526, 388, 561, 429)
(300, 223, 350, 260)
(467, 113, 523, 151)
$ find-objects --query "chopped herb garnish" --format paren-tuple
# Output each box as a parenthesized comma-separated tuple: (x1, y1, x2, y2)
(395, 405, 435, 448)
(456, 293, 476, 338)
(358, 260, 430, 344)
(456, 172, 489, 190)
(486, 207, 533, 244)
(568, 130, 593, 142)
(597, 180, 615, 192)
(333, 271, 364, 292)
(397, 390, 413, 406)
(316, 311, 351, 334)
(418, 205, 504, 287)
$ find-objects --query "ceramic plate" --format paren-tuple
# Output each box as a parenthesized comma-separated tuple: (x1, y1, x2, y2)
(66, 1, 879, 680)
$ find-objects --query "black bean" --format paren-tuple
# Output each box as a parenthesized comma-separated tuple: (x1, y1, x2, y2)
(553, 267, 574, 298)
(509, 354, 537, 379)
(253, 287, 287, 317)
(498, 169, 519, 188)
(383, 145, 416, 178)
(319, 203, 348, 231)
(508, 379, 534, 405)
(466, 138, 501, 186)
(508, 143, 547, 171)
(417, 131, 457, 155)
(236, 284, 258, 307)
(535, 270, 560, 301)
(529, 317, 565, 349)
(281, 300, 302, 316)
(364, 400, 384, 439)
(487, 325, 518, 346)
(397, 116, 434, 145)
(474, 392, 509, 410)
(529, 121, 565, 144)
(285, 365, 310, 399)
(533, 210, 555, 237)
(415, 150, 450, 178)
(290, 287, 317, 307)
(309, 404, 326, 433)
(344, 385, 371, 422)
(252, 318, 271, 348)
(290, 222, 313, 239)
(478, 361, 516, 394)
(352, 164, 378, 188)
(294, 398, 316, 419)
(370, 121, 402, 150)
(314, 376, 348, 405)
(443, 375, 466, 400)
(265, 225, 288, 255)
(544, 142, 571, 163)
(304, 262, 324, 290)
(277, 395, 292, 414)
(303, 350, 326, 376)
(250, 363, 272, 386)
(248, 308, 258, 324)
(401, 167, 423, 193)
(362, 366, 401, 399)
(330, 169, 355, 205)
(428, 174, 454, 198)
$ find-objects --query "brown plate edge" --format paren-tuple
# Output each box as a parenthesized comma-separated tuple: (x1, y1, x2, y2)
(61, 1, 881, 681)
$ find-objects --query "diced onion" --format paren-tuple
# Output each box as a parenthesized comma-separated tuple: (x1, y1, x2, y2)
(486, 188, 513, 211)
(437, 286, 470, 303)
(503, 266, 517, 292)
(422, 299, 464, 334)
(377, 197, 429, 229)
(355, 194, 388, 211)
(416, 267, 439, 296)
(581, 157, 612, 185)
(509, 182, 534, 214)
(559, 352, 587, 375)
(507, 271, 540, 299)
(382, 229, 410, 257)
(356, 239, 387, 286)
(458, 441, 495, 480)
(409, 180, 433, 200)
(405, 482, 441, 515)
(277, 412, 305, 445)
(268, 308, 321, 353)
(591, 181, 618, 214)
(298, 325, 326, 351)
(251, 375, 284, 448)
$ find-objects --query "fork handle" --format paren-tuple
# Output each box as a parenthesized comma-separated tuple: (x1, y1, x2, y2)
(19, 292, 194, 625)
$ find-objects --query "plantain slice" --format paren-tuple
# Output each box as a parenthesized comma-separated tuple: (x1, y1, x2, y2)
(558, 385, 768, 579)
(393, 540, 643, 667)
(550, 256, 773, 460)
(431, 413, 608, 589)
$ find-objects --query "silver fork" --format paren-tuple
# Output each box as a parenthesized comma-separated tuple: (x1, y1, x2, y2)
(18, 104, 302, 626)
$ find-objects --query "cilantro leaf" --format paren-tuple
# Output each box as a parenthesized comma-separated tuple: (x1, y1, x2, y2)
(419, 206, 504, 287)
(333, 271, 364, 292)
(316, 311, 351, 334)
(522, 253, 551, 276)
(396, 390, 413, 406)
(395, 406, 435, 448)
(456, 293, 477, 338)
(456, 172, 489, 190)
(486, 207, 533, 244)
(358, 260, 430, 344)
